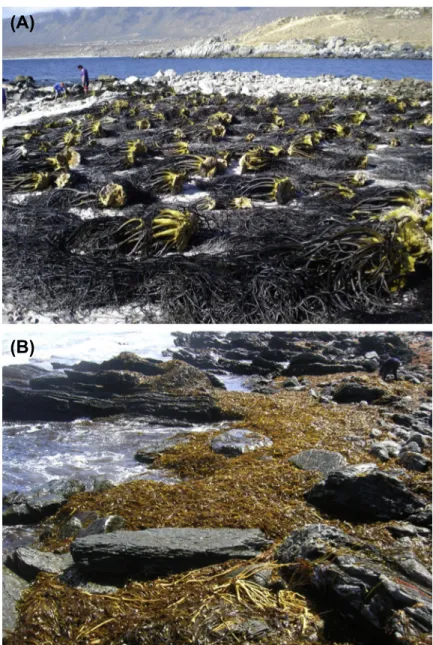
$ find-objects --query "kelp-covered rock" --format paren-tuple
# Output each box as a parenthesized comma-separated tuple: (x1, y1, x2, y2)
(305, 466, 426, 521)
(71, 528, 272, 577)
(277, 524, 432, 644)
(210, 429, 273, 456)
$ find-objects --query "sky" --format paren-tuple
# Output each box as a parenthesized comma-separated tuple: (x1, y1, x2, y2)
(3, 8, 55, 18)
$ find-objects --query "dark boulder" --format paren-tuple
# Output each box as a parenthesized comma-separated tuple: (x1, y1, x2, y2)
(251, 356, 282, 374)
(226, 333, 268, 352)
(277, 524, 431, 644)
(289, 449, 347, 475)
(333, 383, 388, 403)
(3, 478, 86, 525)
(71, 528, 271, 578)
(211, 429, 273, 457)
(285, 362, 362, 376)
(398, 452, 431, 472)
(305, 465, 425, 521)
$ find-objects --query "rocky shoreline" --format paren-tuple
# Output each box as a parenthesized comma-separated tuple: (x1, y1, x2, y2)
(2, 332, 432, 644)
(137, 35, 432, 60)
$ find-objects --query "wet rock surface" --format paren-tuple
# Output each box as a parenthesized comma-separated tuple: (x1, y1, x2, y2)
(3, 356, 231, 423)
(71, 528, 272, 578)
(3, 478, 86, 525)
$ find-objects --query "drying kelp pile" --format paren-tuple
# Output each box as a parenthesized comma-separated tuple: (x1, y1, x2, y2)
(3, 81, 432, 322)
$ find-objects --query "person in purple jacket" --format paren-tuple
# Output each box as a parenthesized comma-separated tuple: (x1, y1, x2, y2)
(77, 65, 89, 93)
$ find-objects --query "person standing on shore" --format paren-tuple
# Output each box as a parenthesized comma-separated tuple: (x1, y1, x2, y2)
(2, 87, 6, 110)
(78, 65, 89, 93)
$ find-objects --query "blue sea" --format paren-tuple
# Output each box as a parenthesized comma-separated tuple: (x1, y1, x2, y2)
(3, 56, 432, 85)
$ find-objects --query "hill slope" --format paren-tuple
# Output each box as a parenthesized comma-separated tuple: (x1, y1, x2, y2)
(238, 7, 432, 48)
(3, 7, 319, 57)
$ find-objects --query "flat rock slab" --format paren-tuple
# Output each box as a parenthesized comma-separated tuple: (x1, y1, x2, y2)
(71, 528, 271, 577)
(3, 566, 29, 638)
(289, 449, 347, 475)
(333, 383, 388, 404)
(305, 467, 425, 521)
(211, 429, 273, 457)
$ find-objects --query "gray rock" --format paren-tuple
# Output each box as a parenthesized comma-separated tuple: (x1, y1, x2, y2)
(283, 377, 301, 388)
(370, 428, 382, 438)
(392, 413, 415, 428)
(3, 478, 86, 525)
(211, 429, 273, 457)
(408, 506, 432, 527)
(71, 528, 271, 577)
(409, 432, 431, 449)
(3, 566, 29, 639)
(305, 467, 425, 521)
(369, 440, 402, 461)
(398, 452, 431, 472)
(277, 524, 431, 643)
(401, 441, 422, 454)
(333, 383, 387, 404)
(5, 547, 73, 581)
(289, 449, 347, 475)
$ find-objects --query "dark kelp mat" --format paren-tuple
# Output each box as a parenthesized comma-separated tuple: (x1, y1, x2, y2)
(3, 83, 432, 322)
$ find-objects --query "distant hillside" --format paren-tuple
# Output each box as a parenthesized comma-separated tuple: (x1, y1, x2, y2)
(3, 7, 320, 58)
(238, 6, 432, 48)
